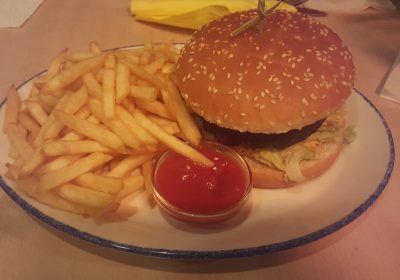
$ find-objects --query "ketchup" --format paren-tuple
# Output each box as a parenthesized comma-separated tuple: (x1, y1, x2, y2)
(154, 145, 248, 215)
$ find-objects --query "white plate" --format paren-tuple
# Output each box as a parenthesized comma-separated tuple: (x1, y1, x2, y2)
(0, 56, 394, 260)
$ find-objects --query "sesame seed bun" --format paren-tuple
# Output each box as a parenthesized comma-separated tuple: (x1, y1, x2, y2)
(176, 10, 355, 134)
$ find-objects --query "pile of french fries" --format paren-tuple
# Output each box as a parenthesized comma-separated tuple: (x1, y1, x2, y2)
(2, 41, 213, 218)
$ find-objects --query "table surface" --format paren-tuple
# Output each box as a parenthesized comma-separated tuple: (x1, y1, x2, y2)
(1, 0, 399, 279)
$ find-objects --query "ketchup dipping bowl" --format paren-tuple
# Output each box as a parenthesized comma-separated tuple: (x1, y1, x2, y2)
(152, 141, 252, 223)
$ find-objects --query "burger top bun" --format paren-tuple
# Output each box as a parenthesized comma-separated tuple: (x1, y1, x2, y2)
(176, 10, 355, 134)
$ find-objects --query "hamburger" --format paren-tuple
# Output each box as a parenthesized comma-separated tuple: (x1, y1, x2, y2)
(175, 10, 355, 188)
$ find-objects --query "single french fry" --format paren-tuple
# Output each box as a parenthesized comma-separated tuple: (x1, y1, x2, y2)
(115, 61, 130, 104)
(83, 72, 102, 99)
(74, 105, 91, 119)
(156, 44, 179, 63)
(42, 85, 88, 139)
(95, 68, 104, 82)
(115, 175, 145, 201)
(36, 155, 81, 175)
(130, 85, 158, 101)
(146, 114, 176, 127)
(161, 63, 176, 74)
(5, 159, 24, 180)
(162, 78, 201, 145)
(104, 53, 116, 69)
(54, 110, 125, 150)
(61, 130, 84, 140)
(44, 48, 68, 83)
(135, 99, 172, 119)
(38, 152, 113, 192)
(89, 41, 102, 53)
(115, 106, 157, 145)
(16, 176, 88, 215)
(142, 159, 156, 207)
(140, 51, 152, 65)
(2, 85, 21, 133)
(66, 52, 97, 62)
(75, 173, 123, 194)
(87, 98, 141, 149)
(18, 112, 40, 135)
(33, 92, 72, 147)
(133, 110, 213, 167)
(41, 140, 113, 156)
(20, 149, 45, 177)
(116, 55, 168, 91)
(108, 153, 154, 178)
(161, 122, 181, 135)
(8, 144, 19, 160)
(144, 56, 166, 74)
(136, 79, 151, 86)
(25, 101, 48, 126)
(38, 93, 60, 108)
(7, 124, 35, 162)
(121, 97, 136, 115)
(36, 97, 54, 114)
(42, 54, 105, 92)
(57, 183, 114, 208)
(102, 68, 116, 118)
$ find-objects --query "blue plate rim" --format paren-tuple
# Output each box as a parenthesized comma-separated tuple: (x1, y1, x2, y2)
(0, 49, 395, 260)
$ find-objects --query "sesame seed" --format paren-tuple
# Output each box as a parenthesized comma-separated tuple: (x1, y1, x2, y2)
(302, 98, 309, 105)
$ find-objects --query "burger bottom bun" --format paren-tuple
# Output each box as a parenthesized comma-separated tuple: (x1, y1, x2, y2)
(244, 141, 343, 189)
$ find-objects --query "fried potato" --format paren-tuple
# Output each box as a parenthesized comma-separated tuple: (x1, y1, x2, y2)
(41, 140, 113, 156)
(3, 85, 21, 133)
(42, 85, 88, 139)
(87, 98, 141, 149)
(36, 155, 81, 175)
(135, 99, 172, 119)
(44, 48, 68, 83)
(55, 110, 125, 150)
(38, 152, 113, 192)
(142, 160, 156, 207)
(130, 85, 158, 101)
(83, 72, 102, 99)
(115, 175, 145, 202)
(108, 153, 154, 178)
(4, 42, 209, 219)
(42, 54, 105, 92)
(75, 173, 123, 194)
(18, 112, 40, 136)
(16, 176, 88, 215)
(133, 110, 213, 167)
(57, 183, 114, 208)
(102, 67, 116, 119)
(7, 124, 35, 162)
(115, 61, 130, 104)
(162, 78, 201, 145)
(25, 100, 48, 125)
(115, 106, 157, 145)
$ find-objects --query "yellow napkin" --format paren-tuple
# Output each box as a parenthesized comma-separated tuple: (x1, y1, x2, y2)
(130, 0, 297, 30)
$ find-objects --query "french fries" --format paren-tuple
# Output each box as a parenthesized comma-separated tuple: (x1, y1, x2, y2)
(3, 85, 21, 133)
(3, 41, 212, 219)
(41, 54, 105, 92)
(54, 110, 125, 151)
(38, 152, 113, 192)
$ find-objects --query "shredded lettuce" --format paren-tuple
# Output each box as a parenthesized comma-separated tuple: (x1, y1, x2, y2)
(285, 148, 315, 182)
(344, 125, 356, 144)
(248, 110, 348, 182)
(253, 149, 286, 171)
